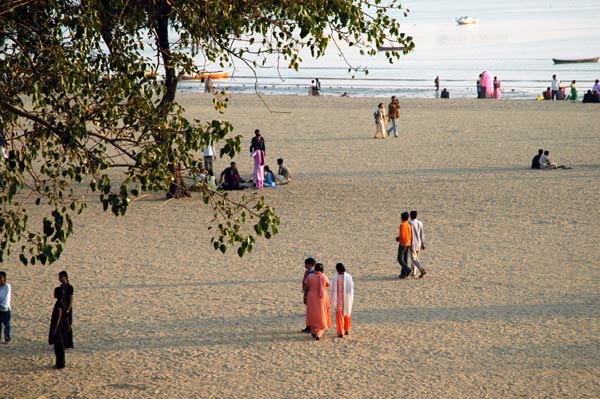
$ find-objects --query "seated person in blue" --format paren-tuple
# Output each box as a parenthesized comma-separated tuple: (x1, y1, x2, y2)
(263, 165, 277, 187)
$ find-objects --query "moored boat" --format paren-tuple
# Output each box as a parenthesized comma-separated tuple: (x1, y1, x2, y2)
(456, 16, 479, 25)
(182, 70, 229, 80)
(377, 45, 405, 52)
(552, 57, 599, 64)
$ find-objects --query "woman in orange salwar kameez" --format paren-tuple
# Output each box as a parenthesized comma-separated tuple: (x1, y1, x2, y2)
(305, 263, 331, 340)
(330, 263, 354, 338)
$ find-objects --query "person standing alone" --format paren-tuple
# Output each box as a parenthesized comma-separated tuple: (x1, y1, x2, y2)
(49, 287, 69, 369)
(0, 271, 11, 345)
(58, 271, 74, 349)
(396, 212, 413, 279)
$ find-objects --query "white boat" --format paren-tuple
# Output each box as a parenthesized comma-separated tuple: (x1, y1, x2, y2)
(456, 16, 479, 25)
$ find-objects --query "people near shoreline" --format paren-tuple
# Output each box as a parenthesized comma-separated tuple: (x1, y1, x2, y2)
(204, 76, 213, 93)
(0, 271, 11, 345)
(593, 79, 600, 94)
(305, 263, 331, 340)
(540, 150, 571, 169)
(58, 271, 74, 349)
(440, 88, 450, 98)
(341, 91, 349, 97)
(434, 76, 440, 92)
(582, 89, 600, 103)
(49, 287, 70, 369)
(531, 149, 543, 169)
(570, 80, 578, 102)
(219, 162, 244, 190)
(373, 102, 386, 139)
(477, 74, 483, 98)
(275, 158, 291, 185)
(493, 76, 502, 99)
(542, 87, 552, 100)
(263, 165, 277, 187)
(386, 96, 400, 138)
(330, 263, 354, 338)
(410, 211, 427, 278)
(556, 86, 567, 100)
(396, 212, 413, 279)
(301, 258, 316, 333)
(310, 79, 321, 96)
(481, 70, 493, 98)
(551, 74, 561, 100)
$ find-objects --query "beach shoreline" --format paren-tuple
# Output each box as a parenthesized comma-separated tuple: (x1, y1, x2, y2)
(2, 94, 599, 398)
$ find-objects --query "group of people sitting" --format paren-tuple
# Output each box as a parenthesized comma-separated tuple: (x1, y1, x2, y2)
(531, 149, 571, 170)
(216, 158, 291, 190)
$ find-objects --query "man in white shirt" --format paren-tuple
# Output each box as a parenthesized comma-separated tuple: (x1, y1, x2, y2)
(0, 271, 11, 344)
(203, 144, 215, 173)
(409, 211, 427, 278)
(551, 74, 561, 101)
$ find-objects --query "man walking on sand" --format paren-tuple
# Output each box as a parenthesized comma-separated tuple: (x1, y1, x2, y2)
(396, 212, 413, 279)
(551, 74, 561, 101)
(386, 96, 400, 138)
(409, 211, 427, 278)
(301, 258, 316, 333)
(0, 271, 11, 344)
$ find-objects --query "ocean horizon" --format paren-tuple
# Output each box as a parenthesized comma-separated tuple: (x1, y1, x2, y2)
(178, 0, 600, 99)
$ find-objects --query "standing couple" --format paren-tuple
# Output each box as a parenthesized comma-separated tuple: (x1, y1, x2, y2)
(301, 258, 354, 340)
(396, 210, 427, 279)
(373, 96, 400, 139)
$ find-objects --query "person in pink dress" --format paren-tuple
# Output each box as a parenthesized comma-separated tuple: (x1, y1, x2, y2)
(305, 263, 331, 340)
(330, 263, 354, 338)
(481, 70, 493, 98)
(493, 76, 502, 99)
(252, 148, 265, 188)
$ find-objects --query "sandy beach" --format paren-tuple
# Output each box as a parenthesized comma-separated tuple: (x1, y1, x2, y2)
(1, 94, 599, 398)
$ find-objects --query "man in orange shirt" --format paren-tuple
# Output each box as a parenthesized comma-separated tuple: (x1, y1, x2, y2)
(396, 212, 413, 279)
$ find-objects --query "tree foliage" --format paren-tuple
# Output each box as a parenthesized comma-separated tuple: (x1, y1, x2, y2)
(0, 0, 413, 265)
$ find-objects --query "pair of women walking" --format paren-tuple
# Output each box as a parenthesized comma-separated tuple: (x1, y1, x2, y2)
(304, 262, 354, 340)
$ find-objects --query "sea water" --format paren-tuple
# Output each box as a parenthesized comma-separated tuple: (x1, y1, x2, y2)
(178, 0, 600, 99)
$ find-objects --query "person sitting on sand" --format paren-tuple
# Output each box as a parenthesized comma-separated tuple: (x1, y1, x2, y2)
(540, 150, 571, 170)
(263, 165, 277, 187)
(275, 158, 291, 185)
(219, 162, 244, 190)
(440, 88, 450, 98)
(542, 87, 552, 100)
(531, 149, 543, 169)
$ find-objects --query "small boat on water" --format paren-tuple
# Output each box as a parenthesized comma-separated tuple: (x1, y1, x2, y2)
(456, 16, 479, 25)
(552, 57, 599, 64)
(377, 45, 405, 52)
(182, 70, 229, 80)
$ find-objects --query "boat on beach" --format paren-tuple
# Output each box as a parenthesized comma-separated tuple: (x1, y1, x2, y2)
(182, 70, 229, 80)
(552, 57, 599, 64)
(456, 16, 479, 25)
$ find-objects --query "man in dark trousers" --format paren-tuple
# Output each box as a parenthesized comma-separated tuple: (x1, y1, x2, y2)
(396, 212, 413, 279)
(58, 271, 74, 349)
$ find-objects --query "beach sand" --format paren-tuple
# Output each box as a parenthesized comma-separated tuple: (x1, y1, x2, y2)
(2, 94, 599, 398)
